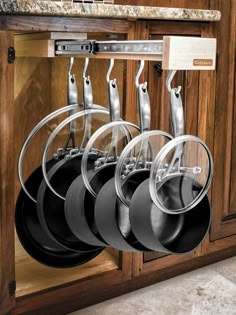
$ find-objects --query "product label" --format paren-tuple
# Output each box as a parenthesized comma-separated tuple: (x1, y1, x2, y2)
(193, 59, 213, 66)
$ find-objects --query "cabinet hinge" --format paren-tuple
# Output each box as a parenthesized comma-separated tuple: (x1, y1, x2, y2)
(8, 280, 16, 296)
(154, 61, 163, 76)
(8, 47, 15, 64)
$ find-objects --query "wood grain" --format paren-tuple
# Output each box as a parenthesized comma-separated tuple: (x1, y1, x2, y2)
(211, 0, 236, 240)
(0, 16, 131, 33)
(0, 4, 235, 315)
(13, 238, 236, 315)
(14, 57, 53, 200)
(15, 32, 88, 41)
(115, 0, 210, 9)
(15, 239, 118, 298)
(15, 40, 55, 58)
(0, 31, 15, 315)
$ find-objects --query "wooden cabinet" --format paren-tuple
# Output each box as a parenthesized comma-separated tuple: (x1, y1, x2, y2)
(210, 0, 236, 240)
(0, 2, 236, 315)
(130, 0, 236, 276)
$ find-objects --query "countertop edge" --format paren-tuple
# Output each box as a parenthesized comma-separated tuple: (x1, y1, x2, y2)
(0, 2, 221, 22)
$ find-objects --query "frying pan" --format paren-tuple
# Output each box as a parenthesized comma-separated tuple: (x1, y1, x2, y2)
(128, 71, 213, 253)
(65, 59, 137, 247)
(15, 58, 104, 267)
(37, 59, 110, 252)
(94, 61, 173, 252)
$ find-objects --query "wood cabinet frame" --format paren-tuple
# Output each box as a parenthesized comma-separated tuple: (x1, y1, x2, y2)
(0, 11, 235, 315)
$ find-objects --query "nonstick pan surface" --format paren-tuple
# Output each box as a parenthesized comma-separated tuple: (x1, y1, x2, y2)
(37, 109, 110, 251)
(65, 121, 139, 247)
(65, 164, 116, 247)
(94, 170, 153, 252)
(15, 160, 103, 268)
(37, 154, 105, 252)
(129, 175, 211, 253)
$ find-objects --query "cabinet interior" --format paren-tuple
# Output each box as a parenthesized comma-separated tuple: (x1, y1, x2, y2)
(14, 32, 126, 297)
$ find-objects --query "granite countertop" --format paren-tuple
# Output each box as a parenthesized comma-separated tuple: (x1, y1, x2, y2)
(0, 0, 221, 22)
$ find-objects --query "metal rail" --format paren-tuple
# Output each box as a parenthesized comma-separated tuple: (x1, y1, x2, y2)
(55, 40, 163, 56)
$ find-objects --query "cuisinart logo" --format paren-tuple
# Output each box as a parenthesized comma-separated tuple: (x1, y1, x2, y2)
(193, 59, 213, 66)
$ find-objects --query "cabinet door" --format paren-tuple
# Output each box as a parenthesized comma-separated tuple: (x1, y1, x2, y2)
(210, 0, 236, 240)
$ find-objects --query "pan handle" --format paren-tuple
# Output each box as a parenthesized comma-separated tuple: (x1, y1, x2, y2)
(82, 58, 94, 142)
(165, 87, 185, 175)
(138, 82, 151, 133)
(170, 87, 184, 138)
(107, 74, 121, 160)
(64, 57, 79, 149)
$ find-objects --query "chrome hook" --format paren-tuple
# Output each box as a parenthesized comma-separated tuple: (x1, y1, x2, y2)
(68, 57, 75, 78)
(166, 70, 181, 94)
(83, 58, 90, 80)
(135, 60, 145, 88)
(106, 59, 115, 84)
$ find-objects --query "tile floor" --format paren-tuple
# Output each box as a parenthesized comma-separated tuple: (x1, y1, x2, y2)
(69, 256, 236, 315)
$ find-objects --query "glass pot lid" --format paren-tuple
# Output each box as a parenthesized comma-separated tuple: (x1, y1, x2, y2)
(149, 135, 214, 214)
(115, 130, 173, 207)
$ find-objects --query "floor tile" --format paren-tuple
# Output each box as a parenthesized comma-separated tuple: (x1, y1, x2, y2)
(208, 256, 236, 285)
(69, 263, 236, 315)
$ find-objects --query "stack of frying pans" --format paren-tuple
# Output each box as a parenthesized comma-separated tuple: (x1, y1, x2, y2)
(15, 58, 213, 268)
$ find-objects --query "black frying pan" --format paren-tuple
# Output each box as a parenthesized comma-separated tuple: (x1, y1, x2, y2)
(15, 62, 105, 266)
(94, 128, 172, 252)
(65, 121, 137, 247)
(15, 160, 103, 268)
(94, 171, 153, 251)
(94, 73, 169, 251)
(129, 175, 211, 253)
(38, 106, 110, 251)
(128, 76, 213, 253)
(65, 75, 137, 247)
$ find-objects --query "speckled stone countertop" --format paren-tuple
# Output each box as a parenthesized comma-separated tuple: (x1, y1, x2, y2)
(0, 1, 221, 22)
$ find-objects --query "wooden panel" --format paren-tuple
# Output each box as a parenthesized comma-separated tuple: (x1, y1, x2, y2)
(15, 32, 88, 41)
(162, 36, 216, 70)
(149, 21, 203, 36)
(0, 16, 131, 33)
(115, 0, 210, 9)
(12, 238, 236, 315)
(15, 238, 118, 298)
(211, 0, 236, 240)
(15, 40, 55, 58)
(143, 252, 167, 263)
(14, 57, 53, 199)
(0, 31, 15, 314)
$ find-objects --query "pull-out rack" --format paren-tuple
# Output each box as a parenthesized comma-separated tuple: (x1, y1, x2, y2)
(16, 35, 217, 70)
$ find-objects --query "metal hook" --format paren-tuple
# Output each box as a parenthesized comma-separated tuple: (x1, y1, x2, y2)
(106, 59, 115, 83)
(83, 58, 89, 80)
(166, 70, 181, 94)
(68, 57, 75, 77)
(135, 60, 145, 88)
